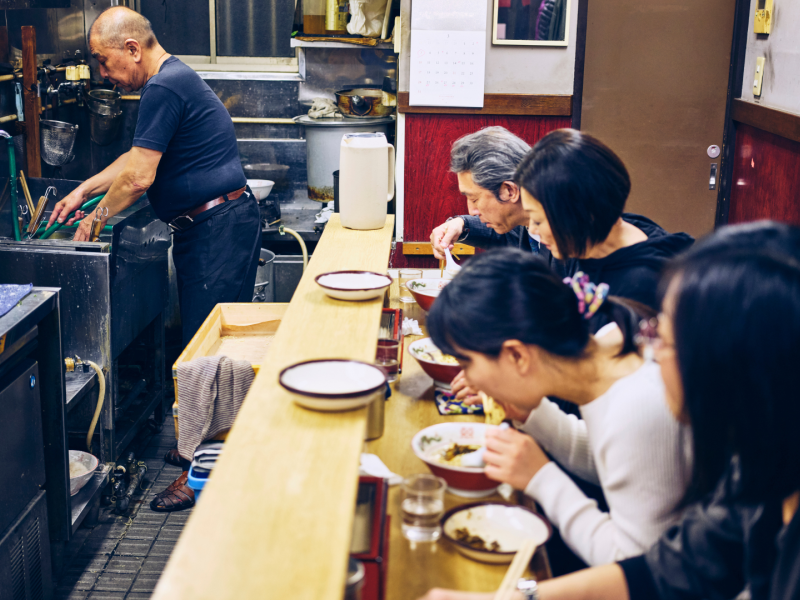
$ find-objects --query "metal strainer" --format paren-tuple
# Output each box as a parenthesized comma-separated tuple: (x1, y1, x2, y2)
(40, 119, 78, 166)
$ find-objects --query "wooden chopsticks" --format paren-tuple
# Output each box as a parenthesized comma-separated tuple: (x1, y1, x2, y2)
(495, 539, 539, 600)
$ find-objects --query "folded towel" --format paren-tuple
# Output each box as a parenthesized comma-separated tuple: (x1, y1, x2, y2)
(177, 356, 254, 461)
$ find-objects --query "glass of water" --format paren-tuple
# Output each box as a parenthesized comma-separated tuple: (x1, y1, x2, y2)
(376, 339, 400, 383)
(398, 269, 422, 303)
(401, 474, 447, 542)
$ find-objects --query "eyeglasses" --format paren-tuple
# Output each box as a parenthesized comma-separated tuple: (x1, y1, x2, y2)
(635, 314, 674, 362)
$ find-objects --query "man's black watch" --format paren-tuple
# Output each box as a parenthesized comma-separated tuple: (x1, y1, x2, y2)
(445, 216, 470, 242)
(517, 578, 540, 600)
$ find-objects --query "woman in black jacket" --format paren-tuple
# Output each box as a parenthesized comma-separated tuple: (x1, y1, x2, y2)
(418, 221, 800, 600)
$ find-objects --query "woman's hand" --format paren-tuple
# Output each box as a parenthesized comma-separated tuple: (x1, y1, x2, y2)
(484, 427, 551, 490)
(451, 370, 480, 403)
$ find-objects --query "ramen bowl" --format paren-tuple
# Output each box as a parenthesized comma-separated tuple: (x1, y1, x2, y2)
(409, 338, 461, 388)
(411, 422, 498, 497)
(406, 278, 450, 312)
(279, 359, 387, 411)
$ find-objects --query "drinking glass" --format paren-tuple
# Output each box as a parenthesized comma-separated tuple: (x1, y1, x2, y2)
(399, 269, 422, 303)
(376, 339, 400, 383)
(401, 474, 447, 542)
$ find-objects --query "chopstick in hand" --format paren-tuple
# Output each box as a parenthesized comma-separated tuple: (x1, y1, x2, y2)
(495, 539, 539, 600)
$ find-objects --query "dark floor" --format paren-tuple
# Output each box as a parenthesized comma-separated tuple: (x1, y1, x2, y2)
(55, 424, 190, 600)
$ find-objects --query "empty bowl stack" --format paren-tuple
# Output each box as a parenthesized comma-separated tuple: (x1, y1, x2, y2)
(87, 89, 122, 146)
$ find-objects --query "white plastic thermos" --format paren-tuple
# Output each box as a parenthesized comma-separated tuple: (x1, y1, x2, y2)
(338, 132, 395, 230)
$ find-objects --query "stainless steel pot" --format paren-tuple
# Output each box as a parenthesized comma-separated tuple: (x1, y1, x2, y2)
(335, 88, 396, 118)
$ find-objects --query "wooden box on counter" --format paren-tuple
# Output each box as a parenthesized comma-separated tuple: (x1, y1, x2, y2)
(171, 302, 289, 438)
(351, 476, 390, 600)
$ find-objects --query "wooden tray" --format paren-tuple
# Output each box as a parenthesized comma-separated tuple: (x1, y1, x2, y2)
(171, 303, 289, 438)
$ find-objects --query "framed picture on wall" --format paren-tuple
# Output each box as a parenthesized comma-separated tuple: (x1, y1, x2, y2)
(492, 0, 570, 46)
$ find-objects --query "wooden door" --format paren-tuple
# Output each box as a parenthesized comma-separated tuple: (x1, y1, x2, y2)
(580, 0, 736, 238)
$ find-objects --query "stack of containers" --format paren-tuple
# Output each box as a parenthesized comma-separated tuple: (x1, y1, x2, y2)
(186, 442, 224, 500)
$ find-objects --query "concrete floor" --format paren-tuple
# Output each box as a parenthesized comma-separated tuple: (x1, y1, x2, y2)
(55, 425, 190, 600)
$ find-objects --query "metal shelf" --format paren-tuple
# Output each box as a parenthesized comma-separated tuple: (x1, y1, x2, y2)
(71, 464, 111, 534)
(65, 370, 97, 413)
(290, 38, 394, 50)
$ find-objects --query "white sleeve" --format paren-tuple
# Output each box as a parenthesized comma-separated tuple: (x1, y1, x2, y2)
(518, 398, 599, 486)
(524, 462, 644, 566)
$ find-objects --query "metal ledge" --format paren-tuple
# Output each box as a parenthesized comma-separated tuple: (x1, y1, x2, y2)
(71, 464, 111, 534)
(65, 370, 98, 413)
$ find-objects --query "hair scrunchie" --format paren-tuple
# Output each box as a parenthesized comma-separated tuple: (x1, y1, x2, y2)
(563, 271, 610, 319)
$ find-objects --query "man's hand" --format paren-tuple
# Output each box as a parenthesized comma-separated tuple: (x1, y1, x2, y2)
(46, 188, 87, 229)
(72, 213, 96, 242)
(430, 218, 465, 260)
(484, 427, 551, 490)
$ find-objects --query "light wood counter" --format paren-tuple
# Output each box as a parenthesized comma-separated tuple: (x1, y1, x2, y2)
(370, 280, 550, 600)
(153, 215, 394, 600)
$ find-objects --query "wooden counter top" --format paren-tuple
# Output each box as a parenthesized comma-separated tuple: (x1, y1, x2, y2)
(370, 280, 550, 600)
(153, 215, 394, 600)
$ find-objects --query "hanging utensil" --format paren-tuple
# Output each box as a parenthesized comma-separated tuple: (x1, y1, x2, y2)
(27, 186, 56, 238)
(90, 206, 108, 241)
(19, 170, 34, 214)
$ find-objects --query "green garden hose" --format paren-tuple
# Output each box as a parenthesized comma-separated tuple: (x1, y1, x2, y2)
(39, 195, 104, 240)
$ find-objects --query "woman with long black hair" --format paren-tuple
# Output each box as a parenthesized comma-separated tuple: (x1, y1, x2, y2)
(419, 221, 800, 600)
(427, 248, 690, 566)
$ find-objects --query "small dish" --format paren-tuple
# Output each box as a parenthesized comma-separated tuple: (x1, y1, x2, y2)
(315, 271, 392, 301)
(406, 278, 450, 312)
(441, 502, 552, 564)
(279, 359, 387, 412)
(247, 179, 275, 200)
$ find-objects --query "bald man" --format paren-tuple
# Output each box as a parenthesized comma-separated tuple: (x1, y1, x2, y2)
(48, 6, 261, 349)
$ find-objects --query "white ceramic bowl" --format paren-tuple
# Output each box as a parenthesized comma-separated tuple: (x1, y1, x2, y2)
(441, 502, 552, 564)
(315, 271, 392, 301)
(247, 179, 275, 200)
(69, 450, 99, 496)
(279, 359, 387, 412)
(411, 422, 498, 497)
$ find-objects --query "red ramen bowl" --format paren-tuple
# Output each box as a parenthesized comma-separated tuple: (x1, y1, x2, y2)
(406, 278, 450, 312)
(411, 422, 498, 497)
(408, 338, 461, 388)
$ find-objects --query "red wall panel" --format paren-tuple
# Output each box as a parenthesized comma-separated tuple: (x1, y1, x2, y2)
(729, 123, 800, 226)
(394, 114, 570, 268)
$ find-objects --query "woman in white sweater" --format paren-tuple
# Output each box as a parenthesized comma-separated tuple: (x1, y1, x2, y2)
(427, 248, 691, 566)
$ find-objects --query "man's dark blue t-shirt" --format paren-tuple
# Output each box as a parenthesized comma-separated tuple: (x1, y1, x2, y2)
(132, 57, 246, 223)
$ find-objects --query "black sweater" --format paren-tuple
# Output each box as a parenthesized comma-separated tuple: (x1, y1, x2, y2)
(620, 461, 800, 600)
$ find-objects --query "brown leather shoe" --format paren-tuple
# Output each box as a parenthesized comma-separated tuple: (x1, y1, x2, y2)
(150, 471, 195, 512)
(164, 447, 183, 467)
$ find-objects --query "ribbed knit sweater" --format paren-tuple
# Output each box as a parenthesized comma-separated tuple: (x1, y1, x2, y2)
(521, 361, 691, 566)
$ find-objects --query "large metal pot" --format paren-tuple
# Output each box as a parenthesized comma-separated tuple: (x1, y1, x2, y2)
(295, 115, 394, 202)
(335, 88, 396, 118)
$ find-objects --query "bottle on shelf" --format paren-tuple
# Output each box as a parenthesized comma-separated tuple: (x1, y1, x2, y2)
(325, 0, 348, 34)
(304, 0, 326, 35)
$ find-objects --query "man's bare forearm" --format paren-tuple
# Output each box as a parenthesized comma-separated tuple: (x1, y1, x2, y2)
(73, 151, 131, 202)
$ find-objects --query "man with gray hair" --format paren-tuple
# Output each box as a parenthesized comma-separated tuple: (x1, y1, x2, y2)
(430, 126, 541, 260)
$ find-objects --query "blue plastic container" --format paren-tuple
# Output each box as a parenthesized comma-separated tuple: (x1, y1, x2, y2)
(186, 466, 210, 500)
